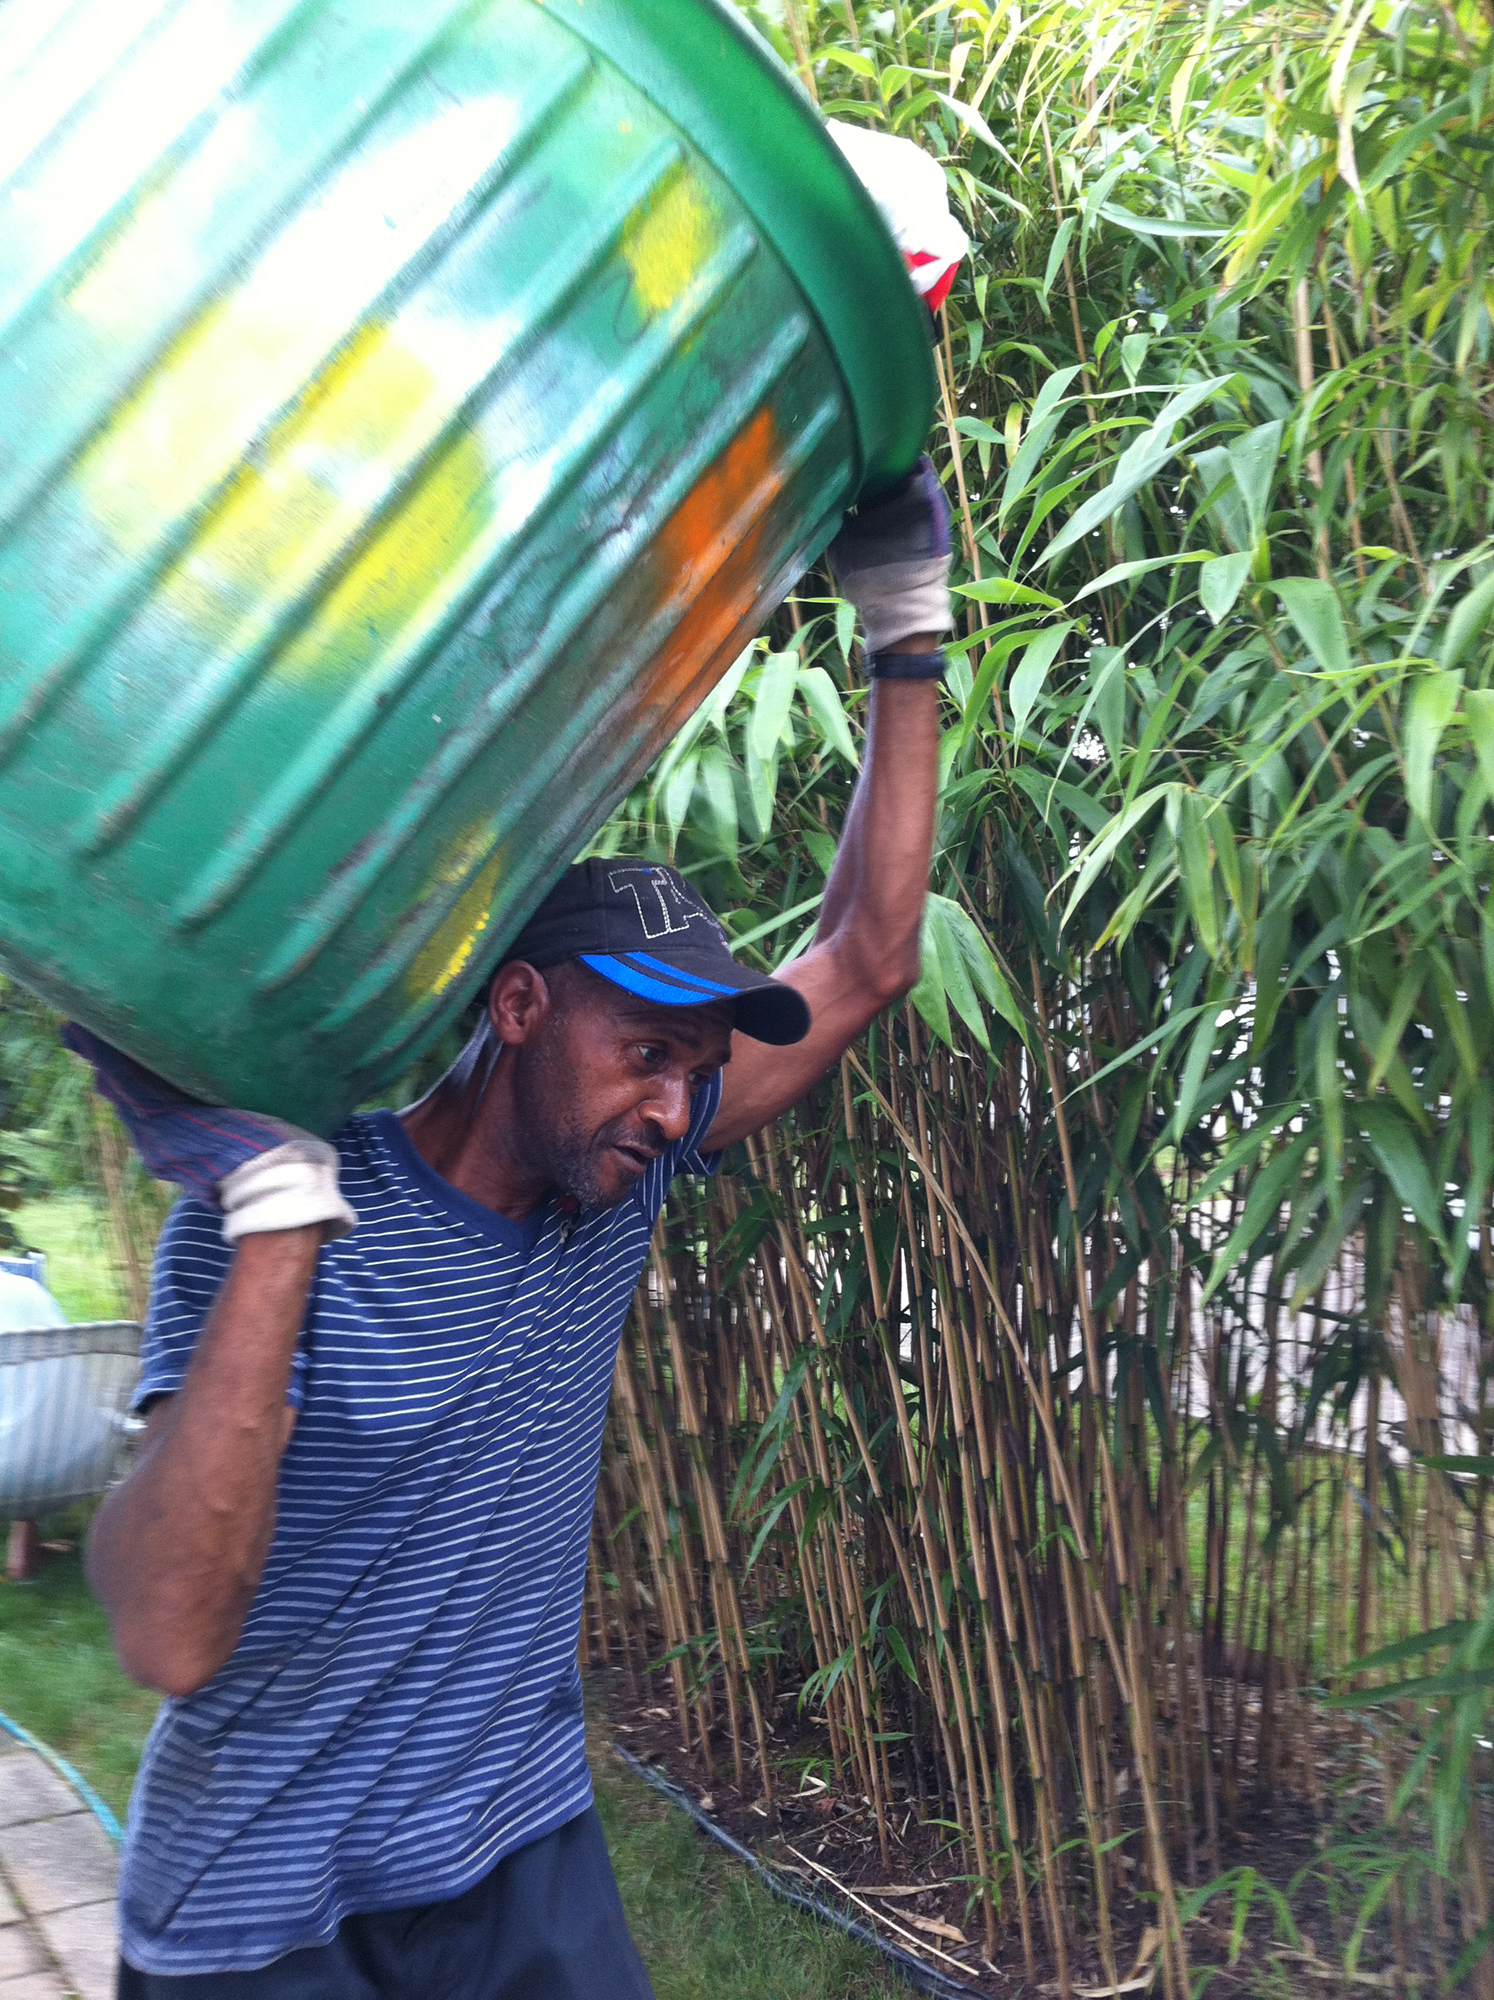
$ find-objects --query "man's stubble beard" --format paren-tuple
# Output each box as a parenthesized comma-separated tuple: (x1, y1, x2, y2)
(547, 1117, 613, 1212)
(548, 1107, 657, 1212)
(519, 1035, 633, 1214)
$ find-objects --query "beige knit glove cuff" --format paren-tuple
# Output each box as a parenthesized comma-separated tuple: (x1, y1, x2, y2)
(219, 1138, 357, 1245)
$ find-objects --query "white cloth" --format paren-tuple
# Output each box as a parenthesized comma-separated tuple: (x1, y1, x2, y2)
(220, 1139, 357, 1244)
(827, 120, 970, 304)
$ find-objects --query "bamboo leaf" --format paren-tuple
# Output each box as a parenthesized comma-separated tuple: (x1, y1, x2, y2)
(820, 46, 876, 78)
(929, 892, 1027, 1042)
(1071, 552, 1209, 604)
(936, 90, 1003, 154)
(1462, 687, 1494, 796)
(1064, 785, 1171, 925)
(955, 578, 1064, 608)
(1275, 577, 1352, 675)
(1169, 51, 1200, 135)
(1439, 568, 1494, 671)
(696, 743, 738, 855)
(798, 666, 859, 768)
(1176, 792, 1218, 959)
(1368, 964, 1426, 1092)
(1202, 1131, 1315, 1302)
(910, 902, 953, 1048)
(885, 1625, 919, 1685)
(1093, 647, 1126, 769)
(1039, 216, 1077, 315)
(1361, 1103, 1447, 1246)
(751, 650, 800, 765)
(929, 897, 990, 1051)
(1047, 378, 1232, 562)
(743, 1489, 802, 1570)
(1171, 997, 1222, 1140)
(999, 368, 1082, 520)
(1009, 624, 1071, 744)
(1402, 669, 1463, 823)
(1097, 203, 1223, 239)
(662, 752, 699, 847)
(745, 742, 777, 841)
(835, 597, 858, 668)
(1330, 1669, 1494, 1710)
(1227, 421, 1283, 542)
(960, 627, 1043, 746)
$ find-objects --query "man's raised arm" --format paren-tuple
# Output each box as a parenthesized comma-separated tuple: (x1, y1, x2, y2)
(707, 458, 951, 1150)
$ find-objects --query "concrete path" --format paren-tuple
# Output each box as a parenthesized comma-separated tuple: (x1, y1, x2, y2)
(0, 1738, 118, 2000)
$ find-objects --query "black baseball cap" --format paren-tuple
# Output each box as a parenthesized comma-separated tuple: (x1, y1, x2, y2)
(502, 860, 811, 1047)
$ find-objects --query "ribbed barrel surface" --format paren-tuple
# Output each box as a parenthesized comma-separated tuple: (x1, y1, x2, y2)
(0, 0, 933, 1129)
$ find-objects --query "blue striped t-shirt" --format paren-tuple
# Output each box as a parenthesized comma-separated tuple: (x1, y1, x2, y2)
(118, 1078, 721, 1976)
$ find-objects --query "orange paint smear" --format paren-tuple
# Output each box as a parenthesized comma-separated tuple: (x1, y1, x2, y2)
(632, 406, 787, 754)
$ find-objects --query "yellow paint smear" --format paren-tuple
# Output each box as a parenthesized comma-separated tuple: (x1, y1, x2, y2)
(79, 303, 490, 684)
(407, 833, 505, 1003)
(621, 167, 721, 319)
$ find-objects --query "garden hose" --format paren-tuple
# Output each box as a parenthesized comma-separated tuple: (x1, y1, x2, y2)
(0, 1708, 122, 1845)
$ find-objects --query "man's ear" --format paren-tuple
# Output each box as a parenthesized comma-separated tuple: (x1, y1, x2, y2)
(487, 962, 551, 1047)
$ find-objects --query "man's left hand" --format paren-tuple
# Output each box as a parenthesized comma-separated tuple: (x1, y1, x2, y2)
(827, 455, 954, 664)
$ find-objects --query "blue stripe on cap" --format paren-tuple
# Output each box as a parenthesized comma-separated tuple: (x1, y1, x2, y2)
(629, 951, 736, 996)
(581, 955, 725, 1008)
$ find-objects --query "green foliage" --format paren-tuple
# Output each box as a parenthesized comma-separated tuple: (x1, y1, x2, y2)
(1327, 1582, 1494, 1912)
(629, 0, 1494, 1325)
(11, 1195, 131, 1322)
(601, 0, 1494, 1981)
(0, 978, 95, 1244)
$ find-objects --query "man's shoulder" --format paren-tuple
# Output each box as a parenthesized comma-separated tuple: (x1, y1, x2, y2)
(329, 1110, 390, 1171)
(327, 1112, 430, 1218)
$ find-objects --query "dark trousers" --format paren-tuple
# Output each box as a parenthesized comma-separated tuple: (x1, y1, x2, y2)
(117, 1808, 655, 2000)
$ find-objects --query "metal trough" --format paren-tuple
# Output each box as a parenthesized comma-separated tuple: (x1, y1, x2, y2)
(0, 1273, 140, 1518)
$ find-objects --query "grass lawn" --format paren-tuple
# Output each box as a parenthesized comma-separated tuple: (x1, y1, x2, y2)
(0, 1512, 158, 1816)
(0, 1537, 897, 1999)
(11, 1195, 130, 1323)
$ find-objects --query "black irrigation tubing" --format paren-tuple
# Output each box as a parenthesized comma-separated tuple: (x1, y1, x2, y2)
(612, 1742, 978, 2000)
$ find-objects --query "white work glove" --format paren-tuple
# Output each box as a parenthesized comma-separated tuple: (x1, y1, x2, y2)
(220, 1139, 357, 1245)
(827, 456, 955, 660)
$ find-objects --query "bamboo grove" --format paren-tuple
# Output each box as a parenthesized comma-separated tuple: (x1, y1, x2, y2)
(582, 0, 1494, 1991)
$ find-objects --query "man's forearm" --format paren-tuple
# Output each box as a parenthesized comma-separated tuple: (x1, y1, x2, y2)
(817, 660, 941, 996)
(86, 1229, 319, 1696)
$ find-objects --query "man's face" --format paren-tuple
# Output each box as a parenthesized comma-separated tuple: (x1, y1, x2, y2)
(504, 962, 732, 1211)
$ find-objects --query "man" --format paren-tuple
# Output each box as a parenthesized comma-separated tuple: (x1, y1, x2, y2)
(76, 458, 953, 1998)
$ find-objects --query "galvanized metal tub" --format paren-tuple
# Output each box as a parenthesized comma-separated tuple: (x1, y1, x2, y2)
(0, 1278, 141, 1518)
(0, 0, 934, 1131)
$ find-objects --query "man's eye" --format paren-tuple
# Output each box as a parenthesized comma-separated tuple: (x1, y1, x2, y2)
(637, 1044, 667, 1065)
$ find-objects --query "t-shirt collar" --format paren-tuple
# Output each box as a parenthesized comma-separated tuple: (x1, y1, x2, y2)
(365, 1111, 549, 1256)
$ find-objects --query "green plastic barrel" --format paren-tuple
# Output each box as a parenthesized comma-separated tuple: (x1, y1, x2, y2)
(0, 0, 934, 1132)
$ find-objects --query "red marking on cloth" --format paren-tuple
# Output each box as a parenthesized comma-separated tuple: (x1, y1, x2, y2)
(906, 251, 957, 314)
